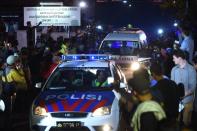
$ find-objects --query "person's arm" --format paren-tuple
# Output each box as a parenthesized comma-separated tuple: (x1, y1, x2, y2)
(180, 39, 190, 52)
(171, 67, 175, 81)
(33, 21, 42, 29)
(37, 21, 42, 26)
(112, 89, 136, 111)
(140, 112, 158, 131)
(186, 67, 196, 96)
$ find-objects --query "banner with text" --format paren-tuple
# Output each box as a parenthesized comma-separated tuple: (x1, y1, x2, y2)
(24, 7, 81, 26)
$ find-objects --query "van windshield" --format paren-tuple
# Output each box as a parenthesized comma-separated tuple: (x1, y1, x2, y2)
(100, 40, 141, 55)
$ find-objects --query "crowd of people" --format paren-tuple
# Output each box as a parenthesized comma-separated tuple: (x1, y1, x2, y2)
(0, 18, 196, 131)
(113, 22, 197, 131)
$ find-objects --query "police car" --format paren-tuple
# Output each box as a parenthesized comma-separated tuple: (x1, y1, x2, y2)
(30, 54, 128, 131)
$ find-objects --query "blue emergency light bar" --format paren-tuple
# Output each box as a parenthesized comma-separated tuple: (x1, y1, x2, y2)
(61, 54, 111, 61)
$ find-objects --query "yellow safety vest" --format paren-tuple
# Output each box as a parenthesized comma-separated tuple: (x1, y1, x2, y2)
(93, 80, 108, 87)
(2, 68, 27, 90)
(59, 43, 68, 54)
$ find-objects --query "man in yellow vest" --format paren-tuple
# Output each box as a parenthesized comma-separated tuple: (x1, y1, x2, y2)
(92, 70, 108, 87)
(2, 55, 28, 113)
(59, 38, 69, 55)
(2, 55, 27, 91)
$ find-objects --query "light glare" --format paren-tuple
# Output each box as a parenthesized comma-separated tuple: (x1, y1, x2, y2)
(158, 28, 164, 35)
(123, 0, 128, 4)
(79, 1, 87, 8)
(131, 62, 140, 71)
(140, 34, 147, 41)
(174, 22, 178, 27)
(96, 25, 103, 30)
(103, 124, 111, 131)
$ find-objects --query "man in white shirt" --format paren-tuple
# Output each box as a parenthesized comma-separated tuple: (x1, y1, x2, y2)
(171, 50, 196, 126)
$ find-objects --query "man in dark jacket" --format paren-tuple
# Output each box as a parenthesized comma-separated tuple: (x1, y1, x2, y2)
(150, 62, 179, 120)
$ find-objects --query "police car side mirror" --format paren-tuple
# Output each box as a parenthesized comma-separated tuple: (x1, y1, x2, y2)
(120, 82, 127, 88)
(35, 82, 42, 88)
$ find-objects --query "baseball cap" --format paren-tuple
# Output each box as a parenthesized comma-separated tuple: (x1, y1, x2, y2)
(6, 55, 18, 65)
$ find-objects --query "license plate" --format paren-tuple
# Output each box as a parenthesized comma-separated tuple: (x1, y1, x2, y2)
(56, 121, 81, 128)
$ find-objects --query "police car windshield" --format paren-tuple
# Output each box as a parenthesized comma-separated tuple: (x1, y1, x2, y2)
(100, 40, 140, 55)
(45, 67, 112, 91)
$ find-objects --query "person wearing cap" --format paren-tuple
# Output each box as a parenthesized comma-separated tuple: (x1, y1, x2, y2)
(113, 68, 166, 131)
(1, 55, 28, 113)
(2, 55, 27, 91)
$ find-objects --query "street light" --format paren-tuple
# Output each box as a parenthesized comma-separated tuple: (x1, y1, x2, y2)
(79, 1, 87, 8)
(123, 0, 128, 4)
(96, 25, 103, 30)
(173, 22, 178, 27)
(157, 28, 164, 35)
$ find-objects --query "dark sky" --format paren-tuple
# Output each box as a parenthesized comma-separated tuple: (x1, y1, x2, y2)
(95, 1, 176, 37)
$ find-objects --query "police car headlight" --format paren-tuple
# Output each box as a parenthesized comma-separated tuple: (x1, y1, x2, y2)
(92, 106, 111, 117)
(130, 62, 140, 71)
(34, 106, 47, 116)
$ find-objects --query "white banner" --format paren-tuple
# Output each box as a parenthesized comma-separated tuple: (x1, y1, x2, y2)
(24, 7, 81, 26)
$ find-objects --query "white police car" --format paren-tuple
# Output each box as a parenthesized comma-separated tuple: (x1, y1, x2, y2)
(30, 54, 128, 131)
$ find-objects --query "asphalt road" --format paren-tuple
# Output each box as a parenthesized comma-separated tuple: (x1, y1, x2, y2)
(0, 111, 29, 131)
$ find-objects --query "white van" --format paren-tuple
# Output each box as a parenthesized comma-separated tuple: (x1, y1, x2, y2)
(98, 28, 150, 77)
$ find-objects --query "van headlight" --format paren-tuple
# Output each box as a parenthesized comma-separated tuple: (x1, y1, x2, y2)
(34, 106, 47, 116)
(130, 62, 140, 71)
(140, 33, 146, 41)
(92, 106, 111, 117)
